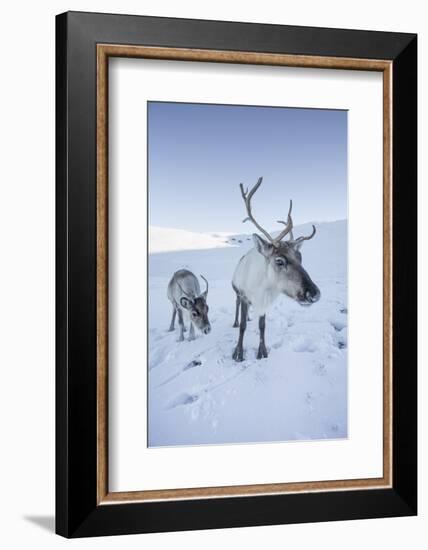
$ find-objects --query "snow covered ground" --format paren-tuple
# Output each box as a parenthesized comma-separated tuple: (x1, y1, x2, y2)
(148, 220, 348, 447)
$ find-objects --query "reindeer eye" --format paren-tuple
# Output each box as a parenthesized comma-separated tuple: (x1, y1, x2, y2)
(192, 311, 199, 317)
(275, 257, 287, 267)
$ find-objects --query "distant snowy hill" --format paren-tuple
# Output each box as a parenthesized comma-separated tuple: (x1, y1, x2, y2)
(148, 220, 348, 447)
(149, 226, 231, 254)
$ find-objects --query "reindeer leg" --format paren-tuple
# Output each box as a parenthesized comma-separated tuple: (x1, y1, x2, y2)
(177, 309, 185, 342)
(233, 293, 241, 327)
(257, 314, 268, 359)
(188, 322, 195, 341)
(233, 300, 248, 362)
(168, 306, 177, 332)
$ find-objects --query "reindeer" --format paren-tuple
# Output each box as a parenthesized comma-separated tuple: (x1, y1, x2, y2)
(167, 269, 211, 341)
(232, 177, 320, 362)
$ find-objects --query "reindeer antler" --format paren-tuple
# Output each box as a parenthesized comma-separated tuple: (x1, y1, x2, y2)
(290, 224, 317, 245)
(200, 274, 209, 298)
(240, 177, 275, 244)
(275, 200, 293, 243)
(240, 177, 293, 247)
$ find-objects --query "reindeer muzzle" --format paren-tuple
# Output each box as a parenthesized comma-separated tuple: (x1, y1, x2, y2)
(298, 286, 320, 306)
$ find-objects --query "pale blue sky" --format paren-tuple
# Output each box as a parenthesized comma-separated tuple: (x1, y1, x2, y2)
(148, 102, 347, 233)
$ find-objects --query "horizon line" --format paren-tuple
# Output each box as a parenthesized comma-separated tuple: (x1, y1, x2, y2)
(149, 218, 348, 235)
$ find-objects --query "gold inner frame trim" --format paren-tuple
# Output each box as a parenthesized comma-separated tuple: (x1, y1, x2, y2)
(96, 44, 393, 505)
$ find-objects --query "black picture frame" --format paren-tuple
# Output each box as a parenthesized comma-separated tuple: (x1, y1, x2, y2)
(56, 11, 417, 538)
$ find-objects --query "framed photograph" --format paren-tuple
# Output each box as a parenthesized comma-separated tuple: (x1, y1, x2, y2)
(56, 11, 417, 537)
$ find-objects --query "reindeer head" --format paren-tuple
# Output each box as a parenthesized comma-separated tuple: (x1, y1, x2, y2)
(178, 275, 211, 334)
(240, 177, 320, 306)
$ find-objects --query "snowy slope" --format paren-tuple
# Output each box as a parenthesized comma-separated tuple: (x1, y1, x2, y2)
(148, 220, 348, 447)
(149, 226, 231, 254)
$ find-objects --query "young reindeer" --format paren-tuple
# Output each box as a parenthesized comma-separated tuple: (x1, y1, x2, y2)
(167, 269, 211, 342)
(232, 177, 320, 362)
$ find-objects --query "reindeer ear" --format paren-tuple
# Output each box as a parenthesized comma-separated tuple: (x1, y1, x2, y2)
(180, 297, 192, 309)
(291, 240, 303, 252)
(290, 236, 306, 251)
(253, 234, 273, 258)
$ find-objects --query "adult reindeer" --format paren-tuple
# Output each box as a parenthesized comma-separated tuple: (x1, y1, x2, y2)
(232, 177, 320, 362)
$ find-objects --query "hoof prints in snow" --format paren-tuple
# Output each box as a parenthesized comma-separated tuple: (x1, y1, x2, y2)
(331, 320, 346, 332)
(167, 392, 199, 409)
(292, 337, 318, 353)
(315, 363, 327, 376)
(184, 359, 202, 370)
(156, 357, 203, 388)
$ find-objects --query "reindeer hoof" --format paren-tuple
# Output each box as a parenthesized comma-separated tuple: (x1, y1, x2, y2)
(233, 321, 239, 328)
(232, 346, 244, 362)
(257, 344, 268, 359)
(168, 327, 175, 332)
